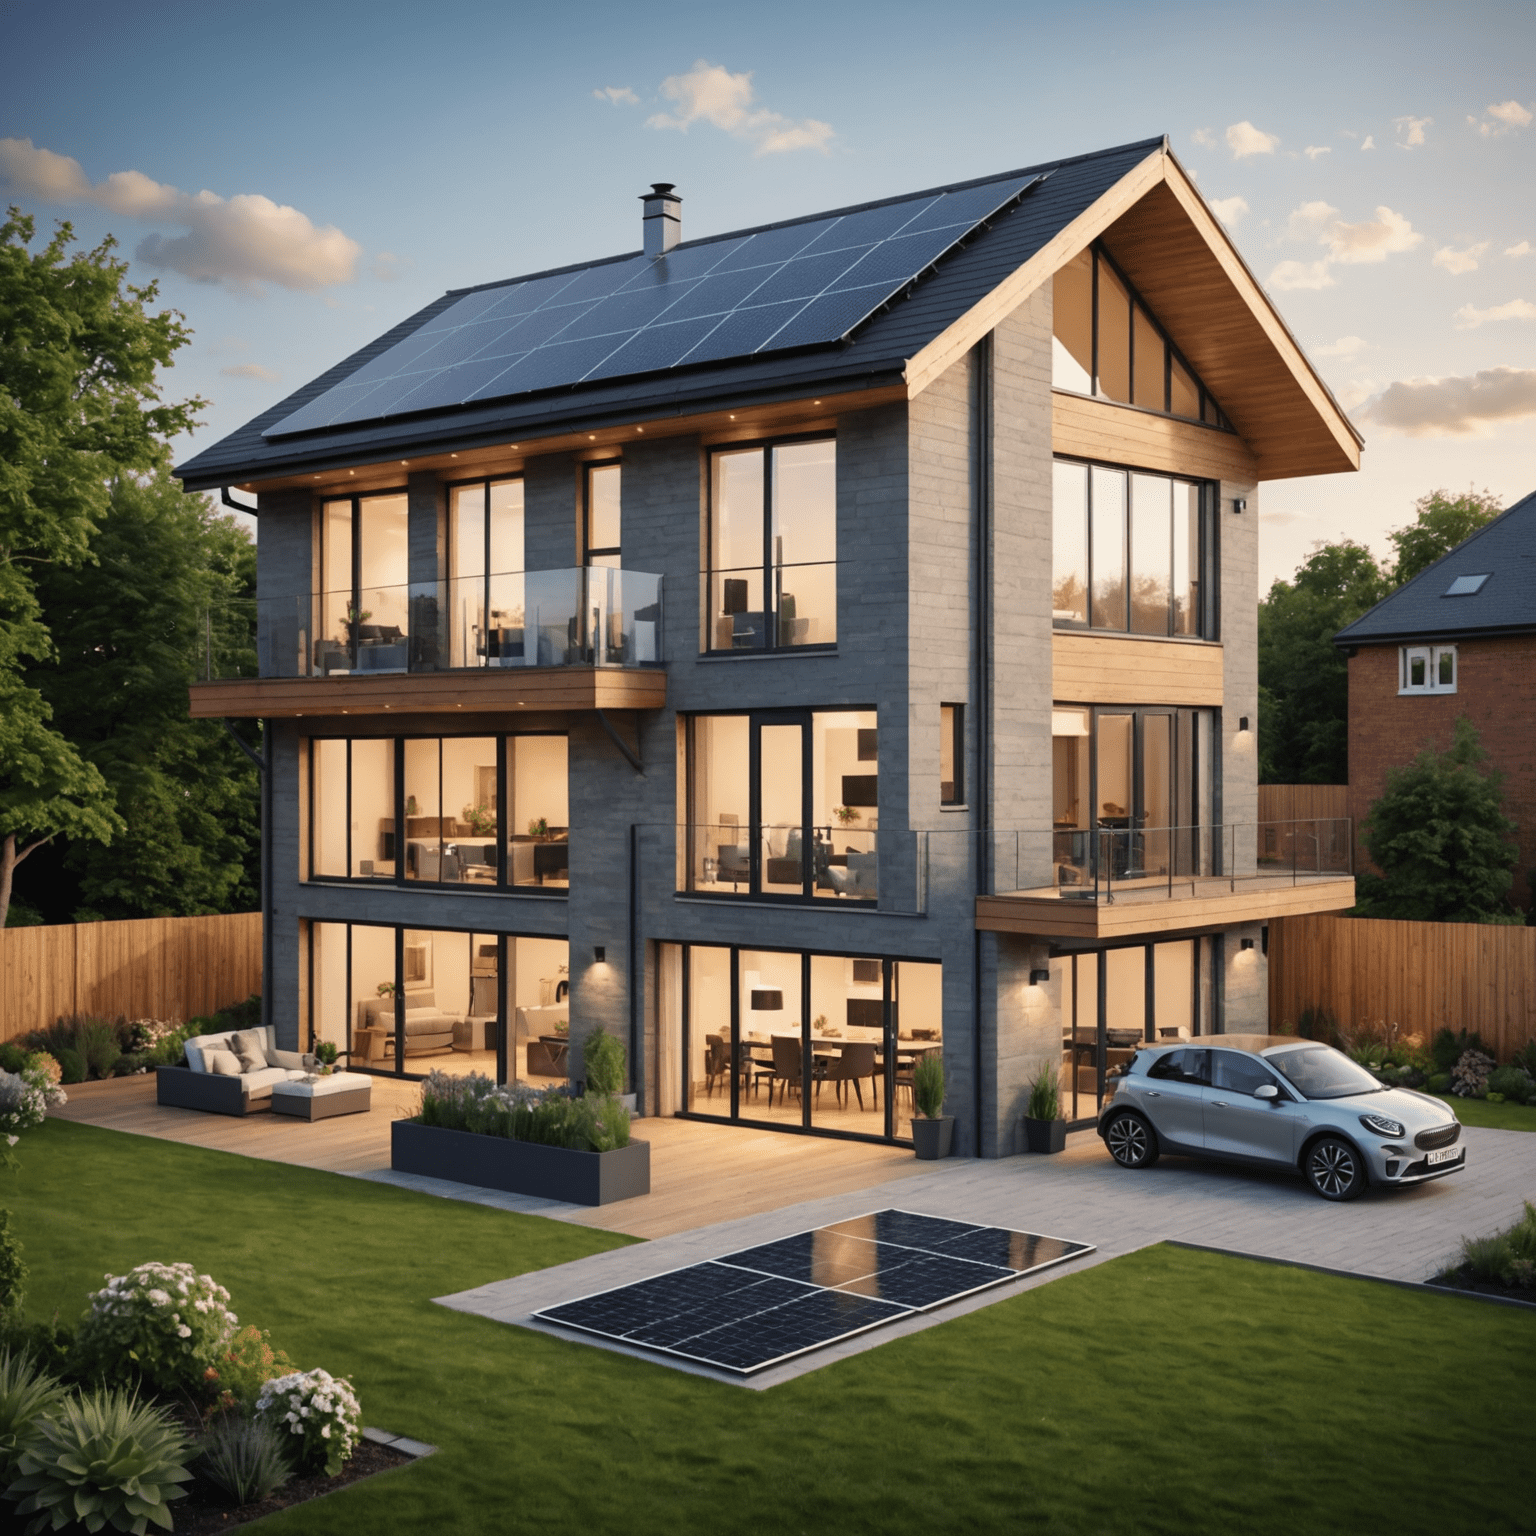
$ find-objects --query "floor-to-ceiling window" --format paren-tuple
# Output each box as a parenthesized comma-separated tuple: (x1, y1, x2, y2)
(660, 942, 941, 1144)
(448, 477, 524, 668)
(316, 491, 410, 674)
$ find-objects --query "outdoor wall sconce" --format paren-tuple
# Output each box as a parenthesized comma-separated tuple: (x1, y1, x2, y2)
(1239, 717, 1249, 732)
(1029, 969, 1050, 986)
(593, 946, 606, 965)
(1233, 498, 1247, 513)
(1240, 939, 1254, 951)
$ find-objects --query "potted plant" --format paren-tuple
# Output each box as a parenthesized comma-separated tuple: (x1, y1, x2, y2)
(1023, 1062, 1066, 1153)
(461, 802, 498, 836)
(582, 1025, 636, 1112)
(313, 1041, 339, 1077)
(528, 816, 549, 838)
(909, 1053, 954, 1159)
(833, 805, 861, 827)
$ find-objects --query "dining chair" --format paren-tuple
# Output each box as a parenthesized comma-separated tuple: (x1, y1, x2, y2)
(820, 1040, 879, 1110)
(704, 1034, 731, 1097)
(761, 1036, 804, 1107)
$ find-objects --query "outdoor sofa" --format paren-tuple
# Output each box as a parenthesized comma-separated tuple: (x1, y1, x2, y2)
(155, 1025, 312, 1117)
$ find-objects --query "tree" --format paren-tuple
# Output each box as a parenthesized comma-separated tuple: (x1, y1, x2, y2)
(1355, 717, 1519, 923)
(0, 209, 203, 926)
(1257, 540, 1388, 783)
(1386, 487, 1502, 587)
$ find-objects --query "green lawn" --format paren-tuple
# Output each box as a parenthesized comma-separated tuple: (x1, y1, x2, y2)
(8, 1118, 1533, 1535)
(1433, 1093, 1536, 1131)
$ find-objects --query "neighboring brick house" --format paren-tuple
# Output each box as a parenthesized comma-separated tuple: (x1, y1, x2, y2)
(1336, 488, 1536, 913)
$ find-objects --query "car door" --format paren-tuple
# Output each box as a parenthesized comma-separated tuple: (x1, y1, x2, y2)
(1204, 1050, 1299, 1165)
(1141, 1048, 1209, 1150)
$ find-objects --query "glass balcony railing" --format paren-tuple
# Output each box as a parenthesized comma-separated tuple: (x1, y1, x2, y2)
(194, 567, 663, 681)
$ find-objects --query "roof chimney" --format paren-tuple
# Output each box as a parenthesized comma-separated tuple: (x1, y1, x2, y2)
(641, 183, 682, 257)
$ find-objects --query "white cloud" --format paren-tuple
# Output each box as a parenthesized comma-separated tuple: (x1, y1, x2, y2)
(220, 362, 280, 382)
(1506, 240, 1532, 257)
(1282, 199, 1422, 270)
(1432, 242, 1489, 274)
(1360, 134, 1376, 150)
(1469, 100, 1533, 138)
(593, 86, 639, 107)
(1394, 115, 1432, 148)
(1314, 335, 1367, 358)
(1357, 366, 1536, 435)
(1303, 145, 1332, 160)
(371, 251, 412, 282)
(647, 61, 833, 155)
(1453, 298, 1536, 328)
(1225, 120, 1279, 158)
(1190, 127, 1217, 149)
(1208, 195, 1248, 226)
(0, 136, 359, 292)
(1269, 259, 1336, 291)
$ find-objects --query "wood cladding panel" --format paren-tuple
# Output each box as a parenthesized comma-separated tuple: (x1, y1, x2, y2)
(1053, 632, 1223, 706)
(188, 668, 668, 719)
(1257, 785, 1349, 826)
(0, 913, 262, 1041)
(1269, 913, 1536, 1060)
(1052, 392, 1256, 482)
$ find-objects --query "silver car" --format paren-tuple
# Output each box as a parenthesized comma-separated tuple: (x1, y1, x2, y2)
(1096, 1035, 1465, 1201)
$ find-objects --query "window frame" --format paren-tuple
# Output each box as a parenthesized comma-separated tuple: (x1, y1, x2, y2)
(583, 460, 622, 567)
(1399, 643, 1458, 695)
(703, 432, 837, 656)
(940, 703, 965, 807)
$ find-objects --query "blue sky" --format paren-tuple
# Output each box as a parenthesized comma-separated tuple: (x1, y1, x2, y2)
(3, 0, 1532, 585)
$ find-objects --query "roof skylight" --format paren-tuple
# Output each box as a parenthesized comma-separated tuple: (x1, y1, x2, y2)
(1443, 573, 1491, 596)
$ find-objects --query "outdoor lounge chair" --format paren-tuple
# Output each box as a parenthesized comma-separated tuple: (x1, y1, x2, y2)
(155, 1025, 312, 1117)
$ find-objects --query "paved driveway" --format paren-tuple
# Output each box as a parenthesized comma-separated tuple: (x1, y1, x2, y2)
(437, 1122, 1535, 1387)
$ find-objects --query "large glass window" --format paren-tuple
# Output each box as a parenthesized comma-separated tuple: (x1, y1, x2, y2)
(585, 463, 621, 568)
(1052, 243, 1230, 427)
(448, 478, 525, 668)
(707, 438, 836, 652)
(665, 940, 941, 1144)
(315, 492, 410, 675)
(307, 733, 567, 891)
(1053, 459, 1212, 637)
(684, 709, 877, 902)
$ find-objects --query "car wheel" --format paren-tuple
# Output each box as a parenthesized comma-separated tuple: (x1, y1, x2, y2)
(1305, 1135, 1367, 1201)
(1105, 1111, 1159, 1169)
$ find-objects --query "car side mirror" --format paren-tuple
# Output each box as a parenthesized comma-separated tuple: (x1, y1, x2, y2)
(1253, 1083, 1279, 1101)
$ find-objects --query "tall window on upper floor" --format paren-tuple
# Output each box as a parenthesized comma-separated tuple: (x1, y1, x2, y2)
(1053, 459, 1215, 638)
(706, 438, 836, 653)
(316, 492, 409, 674)
(448, 478, 525, 668)
(585, 463, 622, 568)
(1052, 245, 1231, 428)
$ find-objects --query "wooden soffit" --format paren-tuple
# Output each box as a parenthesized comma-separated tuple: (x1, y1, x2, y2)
(1053, 633, 1224, 708)
(188, 667, 667, 720)
(905, 146, 1362, 482)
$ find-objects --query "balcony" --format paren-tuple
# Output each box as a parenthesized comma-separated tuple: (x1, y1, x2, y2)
(188, 568, 665, 719)
(974, 820, 1356, 939)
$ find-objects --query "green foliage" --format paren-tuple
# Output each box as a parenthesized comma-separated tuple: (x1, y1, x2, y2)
(205, 1326, 297, 1415)
(6, 1386, 192, 1534)
(912, 1053, 945, 1119)
(1386, 488, 1502, 586)
(255, 1368, 361, 1478)
(1448, 1201, 1536, 1291)
(1486, 1066, 1535, 1105)
(1257, 539, 1387, 784)
(0, 1349, 68, 1486)
(195, 1413, 294, 1506)
(0, 1045, 37, 1075)
(0, 1210, 26, 1315)
(582, 1026, 626, 1097)
(52, 1050, 83, 1087)
(418, 1072, 630, 1151)
(1510, 1040, 1536, 1078)
(1026, 1062, 1060, 1122)
(1431, 1027, 1491, 1073)
(1355, 718, 1518, 922)
(0, 1315, 74, 1382)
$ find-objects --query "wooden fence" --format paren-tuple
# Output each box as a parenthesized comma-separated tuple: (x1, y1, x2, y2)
(0, 912, 262, 1043)
(1258, 784, 1349, 825)
(1269, 912, 1536, 1060)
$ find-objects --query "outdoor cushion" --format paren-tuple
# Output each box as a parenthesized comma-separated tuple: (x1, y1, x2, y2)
(268, 1047, 306, 1071)
(230, 1029, 269, 1072)
(183, 1034, 230, 1073)
(205, 1049, 241, 1077)
(240, 1066, 301, 1100)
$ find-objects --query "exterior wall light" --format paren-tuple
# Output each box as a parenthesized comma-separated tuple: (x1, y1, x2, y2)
(1240, 939, 1254, 951)
(593, 946, 606, 964)
(1029, 969, 1051, 986)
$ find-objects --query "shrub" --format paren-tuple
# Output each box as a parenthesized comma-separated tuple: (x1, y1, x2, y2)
(255, 1368, 361, 1477)
(77, 1021, 121, 1080)
(0, 1045, 31, 1075)
(196, 1413, 294, 1506)
(582, 1027, 626, 1096)
(204, 1326, 297, 1414)
(75, 1263, 239, 1397)
(1453, 1200, 1536, 1290)
(0, 1072, 47, 1138)
(419, 1072, 630, 1151)
(53, 1049, 84, 1086)
(7, 1386, 192, 1534)
(1510, 1040, 1536, 1078)
(0, 1315, 73, 1381)
(1432, 1027, 1491, 1073)
(1026, 1062, 1059, 1122)
(1486, 1066, 1535, 1106)
(0, 1349, 67, 1486)
(912, 1054, 945, 1120)
(0, 1211, 26, 1315)
(1450, 1049, 1496, 1099)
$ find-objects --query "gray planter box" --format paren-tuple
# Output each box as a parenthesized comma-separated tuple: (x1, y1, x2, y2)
(1023, 1117, 1067, 1154)
(911, 1115, 955, 1160)
(391, 1120, 649, 1206)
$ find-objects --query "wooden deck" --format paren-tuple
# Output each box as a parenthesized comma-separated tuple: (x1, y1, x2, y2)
(50, 1076, 930, 1240)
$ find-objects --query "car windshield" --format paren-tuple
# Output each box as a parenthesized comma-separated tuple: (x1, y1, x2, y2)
(1268, 1045, 1382, 1100)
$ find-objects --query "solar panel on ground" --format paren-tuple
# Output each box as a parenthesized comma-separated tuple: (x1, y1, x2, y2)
(266, 174, 1042, 437)
(533, 1208, 1091, 1375)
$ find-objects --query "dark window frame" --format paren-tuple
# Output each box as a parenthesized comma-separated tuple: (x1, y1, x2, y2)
(583, 459, 623, 567)
(940, 703, 965, 806)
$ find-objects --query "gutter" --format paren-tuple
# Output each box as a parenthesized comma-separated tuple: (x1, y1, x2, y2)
(971, 335, 993, 1160)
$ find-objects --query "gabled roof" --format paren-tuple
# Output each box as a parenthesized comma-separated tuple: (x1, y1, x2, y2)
(175, 136, 1360, 492)
(1335, 489, 1536, 646)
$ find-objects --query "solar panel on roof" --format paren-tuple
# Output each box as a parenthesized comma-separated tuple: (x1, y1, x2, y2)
(265, 174, 1043, 438)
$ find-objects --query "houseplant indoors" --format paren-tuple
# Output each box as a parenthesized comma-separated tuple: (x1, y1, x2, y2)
(910, 1053, 954, 1159)
(1023, 1062, 1066, 1153)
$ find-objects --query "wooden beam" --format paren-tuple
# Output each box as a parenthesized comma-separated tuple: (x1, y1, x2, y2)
(1053, 633, 1224, 707)
(1053, 391, 1257, 483)
(187, 667, 668, 719)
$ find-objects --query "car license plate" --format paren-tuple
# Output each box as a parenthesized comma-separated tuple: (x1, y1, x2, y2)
(1426, 1145, 1460, 1166)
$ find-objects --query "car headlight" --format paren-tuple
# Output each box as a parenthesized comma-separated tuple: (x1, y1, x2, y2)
(1360, 1113, 1406, 1138)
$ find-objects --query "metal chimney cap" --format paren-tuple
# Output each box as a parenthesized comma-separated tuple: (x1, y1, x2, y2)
(640, 182, 680, 201)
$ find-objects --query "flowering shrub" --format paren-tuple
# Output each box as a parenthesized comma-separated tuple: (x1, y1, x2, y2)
(1451, 1049, 1496, 1098)
(27, 1054, 66, 1108)
(123, 1018, 178, 1053)
(0, 1070, 47, 1138)
(204, 1325, 298, 1413)
(418, 1071, 630, 1151)
(76, 1263, 239, 1395)
(256, 1368, 361, 1476)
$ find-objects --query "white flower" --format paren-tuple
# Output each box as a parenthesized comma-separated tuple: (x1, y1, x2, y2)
(177, 1325, 192, 1338)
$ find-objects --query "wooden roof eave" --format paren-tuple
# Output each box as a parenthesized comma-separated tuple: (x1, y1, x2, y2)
(902, 146, 1363, 483)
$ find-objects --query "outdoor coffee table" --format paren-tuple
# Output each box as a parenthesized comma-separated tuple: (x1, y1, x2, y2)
(270, 1072, 372, 1121)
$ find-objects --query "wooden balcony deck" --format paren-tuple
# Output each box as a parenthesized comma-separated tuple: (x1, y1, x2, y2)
(50, 1076, 927, 1241)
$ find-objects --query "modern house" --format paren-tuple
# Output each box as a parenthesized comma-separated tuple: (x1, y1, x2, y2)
(1336, 487, 1536, 914)
(175, 134, 1359, 1157)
